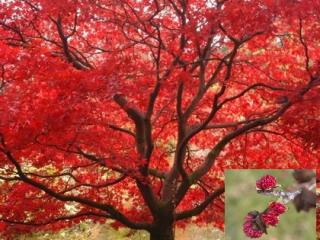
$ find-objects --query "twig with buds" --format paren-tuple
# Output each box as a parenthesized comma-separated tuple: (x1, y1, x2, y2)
(243, 173, 316, 238)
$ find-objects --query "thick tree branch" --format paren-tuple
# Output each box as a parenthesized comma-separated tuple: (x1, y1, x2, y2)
(219, 82, 288, 108)
(191, 76, 319, 183)
(113, 94, 159, 216)
(175, 74, 318, 204)
(298, 18, 312, 78)
(175, 186, 225, 220)
(190, 102, 291, 184)
(50, 16, 91, 70)
(108, 123, 135, 137)
(0, 148, 151, 230)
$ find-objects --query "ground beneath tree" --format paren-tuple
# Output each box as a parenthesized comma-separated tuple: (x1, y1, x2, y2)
(17, 223, 224, 240)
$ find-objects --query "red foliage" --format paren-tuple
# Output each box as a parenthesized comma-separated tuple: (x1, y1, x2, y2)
(0, 0, 319, 238)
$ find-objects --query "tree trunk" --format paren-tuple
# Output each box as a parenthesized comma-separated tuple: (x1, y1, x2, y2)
(149, 221, 175, 240)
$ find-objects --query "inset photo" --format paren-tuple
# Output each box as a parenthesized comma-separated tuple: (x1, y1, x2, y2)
(225, 169, 316, 240)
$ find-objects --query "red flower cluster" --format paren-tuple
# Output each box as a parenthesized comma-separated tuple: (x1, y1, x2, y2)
(268, 201, 286, 215)
(243, 214, 264, 238)
(256, 174, 277, 190)
(243, 202, 286, 238)
(261, 201, 286, 227)
(261, 212, 279, 226)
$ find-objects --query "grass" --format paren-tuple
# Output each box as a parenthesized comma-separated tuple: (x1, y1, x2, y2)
(16, 223, 224, 240)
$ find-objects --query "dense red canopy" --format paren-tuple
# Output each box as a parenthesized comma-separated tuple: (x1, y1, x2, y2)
(0, 0, 319, 239)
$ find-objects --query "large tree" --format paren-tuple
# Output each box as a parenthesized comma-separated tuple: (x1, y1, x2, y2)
(0, 0, 319, 239)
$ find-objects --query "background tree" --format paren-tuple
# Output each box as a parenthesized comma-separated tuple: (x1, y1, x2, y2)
(0, 1, 319, 239)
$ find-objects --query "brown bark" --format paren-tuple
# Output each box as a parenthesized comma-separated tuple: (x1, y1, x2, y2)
(150, 220, 175, 240)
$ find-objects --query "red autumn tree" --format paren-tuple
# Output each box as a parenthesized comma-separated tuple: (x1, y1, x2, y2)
(0, 0, 319, 239)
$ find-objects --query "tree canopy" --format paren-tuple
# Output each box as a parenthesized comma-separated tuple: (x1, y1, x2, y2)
(0, 0, 319, 239)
